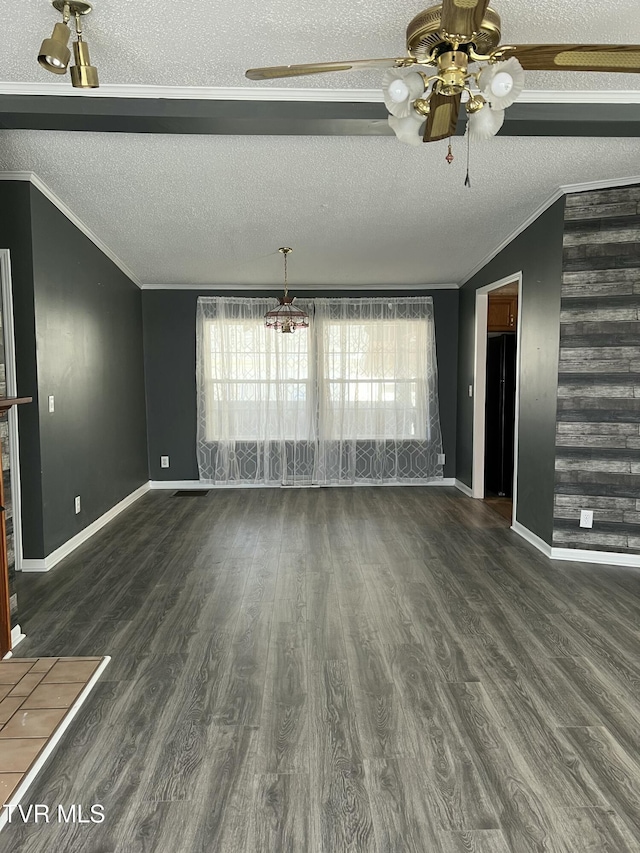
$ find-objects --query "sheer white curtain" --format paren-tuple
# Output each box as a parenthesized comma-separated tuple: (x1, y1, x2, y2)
(314, 297, 443, 484)
(196, 295, 444, 485)
(196, 296, 316, 484)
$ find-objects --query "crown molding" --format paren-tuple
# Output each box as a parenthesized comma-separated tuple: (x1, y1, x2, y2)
(1, 82, 382, 102)
(459, 173, 640, 286)
(140, 281, 459, 291)
(0, 171, 141, 288)
(518, 90, 640, 104)
(559, 174, 640, 195)
(1, 80, 640, 104)
(459, 189, 563, 286)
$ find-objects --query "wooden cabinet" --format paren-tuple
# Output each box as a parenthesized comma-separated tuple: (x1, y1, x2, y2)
(488, 295, 518, 332)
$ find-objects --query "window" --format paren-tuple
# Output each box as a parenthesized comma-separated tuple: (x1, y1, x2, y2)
(203, 317, 313, 441)
(196, 296, 443, 485)
(318, 318, 429, 440)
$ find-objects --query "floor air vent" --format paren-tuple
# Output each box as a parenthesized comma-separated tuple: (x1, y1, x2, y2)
(172, 490, 210, 497)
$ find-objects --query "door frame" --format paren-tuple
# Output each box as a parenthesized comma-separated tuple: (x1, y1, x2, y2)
(472, 271, 523, 526)
(0, 250, 23, 656)
(0, 251, 23, 572)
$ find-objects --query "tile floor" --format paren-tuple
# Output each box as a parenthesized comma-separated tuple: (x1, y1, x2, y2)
(0, 658, 105, 809)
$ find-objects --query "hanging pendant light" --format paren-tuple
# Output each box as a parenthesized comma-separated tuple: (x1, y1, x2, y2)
(264, 247, 309, 333)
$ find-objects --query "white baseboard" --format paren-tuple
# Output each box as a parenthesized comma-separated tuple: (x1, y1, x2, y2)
(511, 521, 640, 568)
(511, 521, 553, 557)
(550, 547, 640, 568)
(454, 479, 474, 497)
(2, 625, 25, 659)
(21, 483, 150, 572)
(150, 478, 457, 490)
(11, 625, 25, 649)
(0, 656, 110, 833)
(149, 480, 277, 490)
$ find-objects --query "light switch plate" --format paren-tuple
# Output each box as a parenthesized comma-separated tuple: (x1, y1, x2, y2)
(48, 395, 55, 413)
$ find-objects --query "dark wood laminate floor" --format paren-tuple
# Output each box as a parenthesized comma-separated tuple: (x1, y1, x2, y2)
(3, 487, 640, 852)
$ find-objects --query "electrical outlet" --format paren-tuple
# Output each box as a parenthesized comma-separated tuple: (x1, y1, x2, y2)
(74, 496, 81, 514)
(468, 385, 473, 397)
(160, 456, 170, 469)
(48, 395, 55, 413)
(438, 453, 446, 465)
(579, 509, 593, 529)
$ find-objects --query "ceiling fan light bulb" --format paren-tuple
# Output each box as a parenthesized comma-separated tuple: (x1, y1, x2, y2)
(388, 78, 410, 102)
(490, 71, 513, 97)
(478, 57, 525, 110)
(382, 69, 426, 118)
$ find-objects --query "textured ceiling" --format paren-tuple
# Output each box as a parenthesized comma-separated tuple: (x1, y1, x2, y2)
(1, 131, 639, 287)
(1, 1, 640, 288)
(2, 0, 640, 91)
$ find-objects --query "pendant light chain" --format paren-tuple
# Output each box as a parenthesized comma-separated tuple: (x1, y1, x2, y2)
(283, 249, 288, 298)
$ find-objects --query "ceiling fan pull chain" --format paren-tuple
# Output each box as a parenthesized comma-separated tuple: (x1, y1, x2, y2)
(464, 133, 472, 188)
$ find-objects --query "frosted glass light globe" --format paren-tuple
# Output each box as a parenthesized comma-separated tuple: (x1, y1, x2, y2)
(490, 71, 514, 97)
(388, 113, 425, 146)
(466, 105, 505, 141)
(388, 78, 410, 102)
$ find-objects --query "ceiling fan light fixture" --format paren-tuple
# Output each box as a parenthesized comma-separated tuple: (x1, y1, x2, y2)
(466, 104, 505, 141)
(478, 56, 525, 110)
(388, 112, 425, 147)
(38, 21, 71, 74)
(382, 68, 425, 118)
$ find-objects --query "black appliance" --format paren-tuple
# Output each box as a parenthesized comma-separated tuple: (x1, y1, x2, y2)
(484, 333, 517, 497)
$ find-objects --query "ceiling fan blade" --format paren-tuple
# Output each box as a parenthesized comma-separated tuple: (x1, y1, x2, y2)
(245, 57, 413, 81)
(423, 92, 461, 142)
(440, 0, 491, 37)
(507, 44, 640, 73)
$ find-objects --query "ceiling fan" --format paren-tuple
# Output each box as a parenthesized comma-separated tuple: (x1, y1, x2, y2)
(246, 0, 640, 145)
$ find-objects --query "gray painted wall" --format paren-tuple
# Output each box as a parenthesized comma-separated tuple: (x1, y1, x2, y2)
(554, 185, 640, 554)
(456, 199, 566, 544)
(29, 186, 149, 557)
(143, 289, 459, 481)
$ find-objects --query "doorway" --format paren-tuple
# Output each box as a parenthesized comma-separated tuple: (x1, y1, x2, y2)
(472, 272, 522, 527)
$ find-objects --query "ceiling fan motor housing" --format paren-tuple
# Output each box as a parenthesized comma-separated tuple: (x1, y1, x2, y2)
(406, 4, 501, 61)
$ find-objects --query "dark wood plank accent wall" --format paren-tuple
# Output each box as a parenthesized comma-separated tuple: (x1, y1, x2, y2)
(554, 185, 640, 553)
